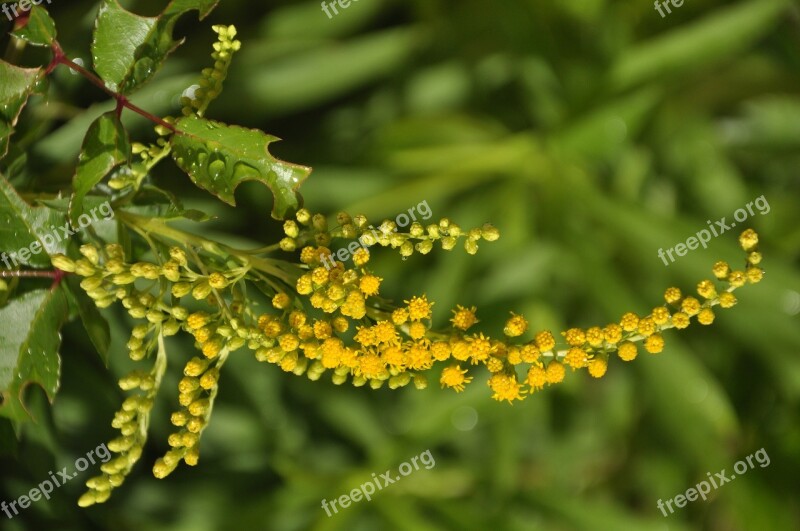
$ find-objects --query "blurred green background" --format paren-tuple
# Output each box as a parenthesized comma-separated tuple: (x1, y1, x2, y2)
(2, 0, 800, 529)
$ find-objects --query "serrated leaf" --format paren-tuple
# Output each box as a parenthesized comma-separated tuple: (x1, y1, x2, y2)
(171, 116, 312, 218)
(0, 287, 69, 423)
(11, 6, 57, 47)
(0, 174, 68, 268)
(0, 60, 42, 158)
(68, 112, 130, 226)
(65, 276, 110, 366)
(91, 0, 219, 94)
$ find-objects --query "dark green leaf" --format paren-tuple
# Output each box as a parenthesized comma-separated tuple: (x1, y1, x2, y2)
(0, 174, 68, 268)
(65, 276, 110, 366)
(0, 60, 42, 158)
(91, 0, 219, 94)
(171, 116, 312, 218)
(68, 112, 130, 225)
(0, 287, 69, 423)
(11, 6, 57, 47)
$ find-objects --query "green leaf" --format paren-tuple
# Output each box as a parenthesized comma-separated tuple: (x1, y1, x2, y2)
(11, 6, 57, 47)
(0, 287, 70, 423)
(68, 112, 130, 226)
(65, 276, 110, 366)
(0, 174, 68, 268)
(170, 116, 312, 218)
(0, 60, 42, 158)
(91, 0, 219, 94)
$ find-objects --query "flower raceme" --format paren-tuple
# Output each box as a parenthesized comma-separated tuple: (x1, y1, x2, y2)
(52, 215, 763, 505)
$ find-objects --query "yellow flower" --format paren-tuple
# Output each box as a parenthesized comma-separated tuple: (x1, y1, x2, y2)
(618, 341, 637, 361)
(563, 328, 585, 347)
(739, 228, 758, 251)
(746, 268, 763, 284)
(712, 261, 730, 280)
(697, 308, 715, 325)
(406, 295, 433, 321)
(441, 365, 472, 392)
(534, 331, 555, 352)
(526, 365, 547, 390)
(585, 327, 604, 347)
(354, 326, 378, 347)
(392, 308, 409, 325)
(451, 340, 470, 361)
(603, 324, 623, 345)
(545, 361, 565, 384)
(718, 292, 737, 309)
(651, 307, 670, 326)
(408, 321, 427, 340)
(671, 312, 690, 329)
(564, 347, 588, 369)
(467, 333, 494, 364)
(637, 317, 656, 337)
(431, 341, 451, 361)
(588, 358, 607, 378)
(381, 345, 407, 370)
(373, 321, 399, 344)
(620, 312, 639, 332)
(644, 334, 664, 353)
(520, 344, 540, 363)
(451, 305, 479, 331)
(272, 292, 291, 309)
(407, 342, 433, 370)
(681, 297, 701, 316)
(503, 313, 528, 338)
(357, 353, 387, 380)
(697, 280, 717, 299)
(359, 275, 382, 296)
(664, 287, 682, 304)
(353, 248, 370, 266)
(487, 373, 525, 403)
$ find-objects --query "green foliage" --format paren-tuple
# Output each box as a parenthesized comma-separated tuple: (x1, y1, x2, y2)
(0, 287, 69, 424)
(69, 112, 130, 225)
(0, 61, 42, 157)
(0, 1, 799, 530)
(92, 0, 218, 93)
(171, 116, 312, 214)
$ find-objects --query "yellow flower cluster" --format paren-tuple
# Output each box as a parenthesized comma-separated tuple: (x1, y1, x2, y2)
(55, 219, 763, 504)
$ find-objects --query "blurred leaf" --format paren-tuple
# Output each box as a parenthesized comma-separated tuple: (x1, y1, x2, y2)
(610, 0, 792, 90)
(65, 276, 110, 366)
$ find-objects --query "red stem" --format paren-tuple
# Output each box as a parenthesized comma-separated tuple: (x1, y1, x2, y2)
(1, 269, 67, 289)
(48, 43, 177, 133)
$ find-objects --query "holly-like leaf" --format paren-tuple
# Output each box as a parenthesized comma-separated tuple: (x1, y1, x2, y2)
(11, 6, 57, 47)
(0, 287, 70, 424)
(69, 112, 130, 226)
(0, 174, 68, 268)
(91, 0, 219, 94)
(0, 61, 42, 158)
(171, 116, 312, 218)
